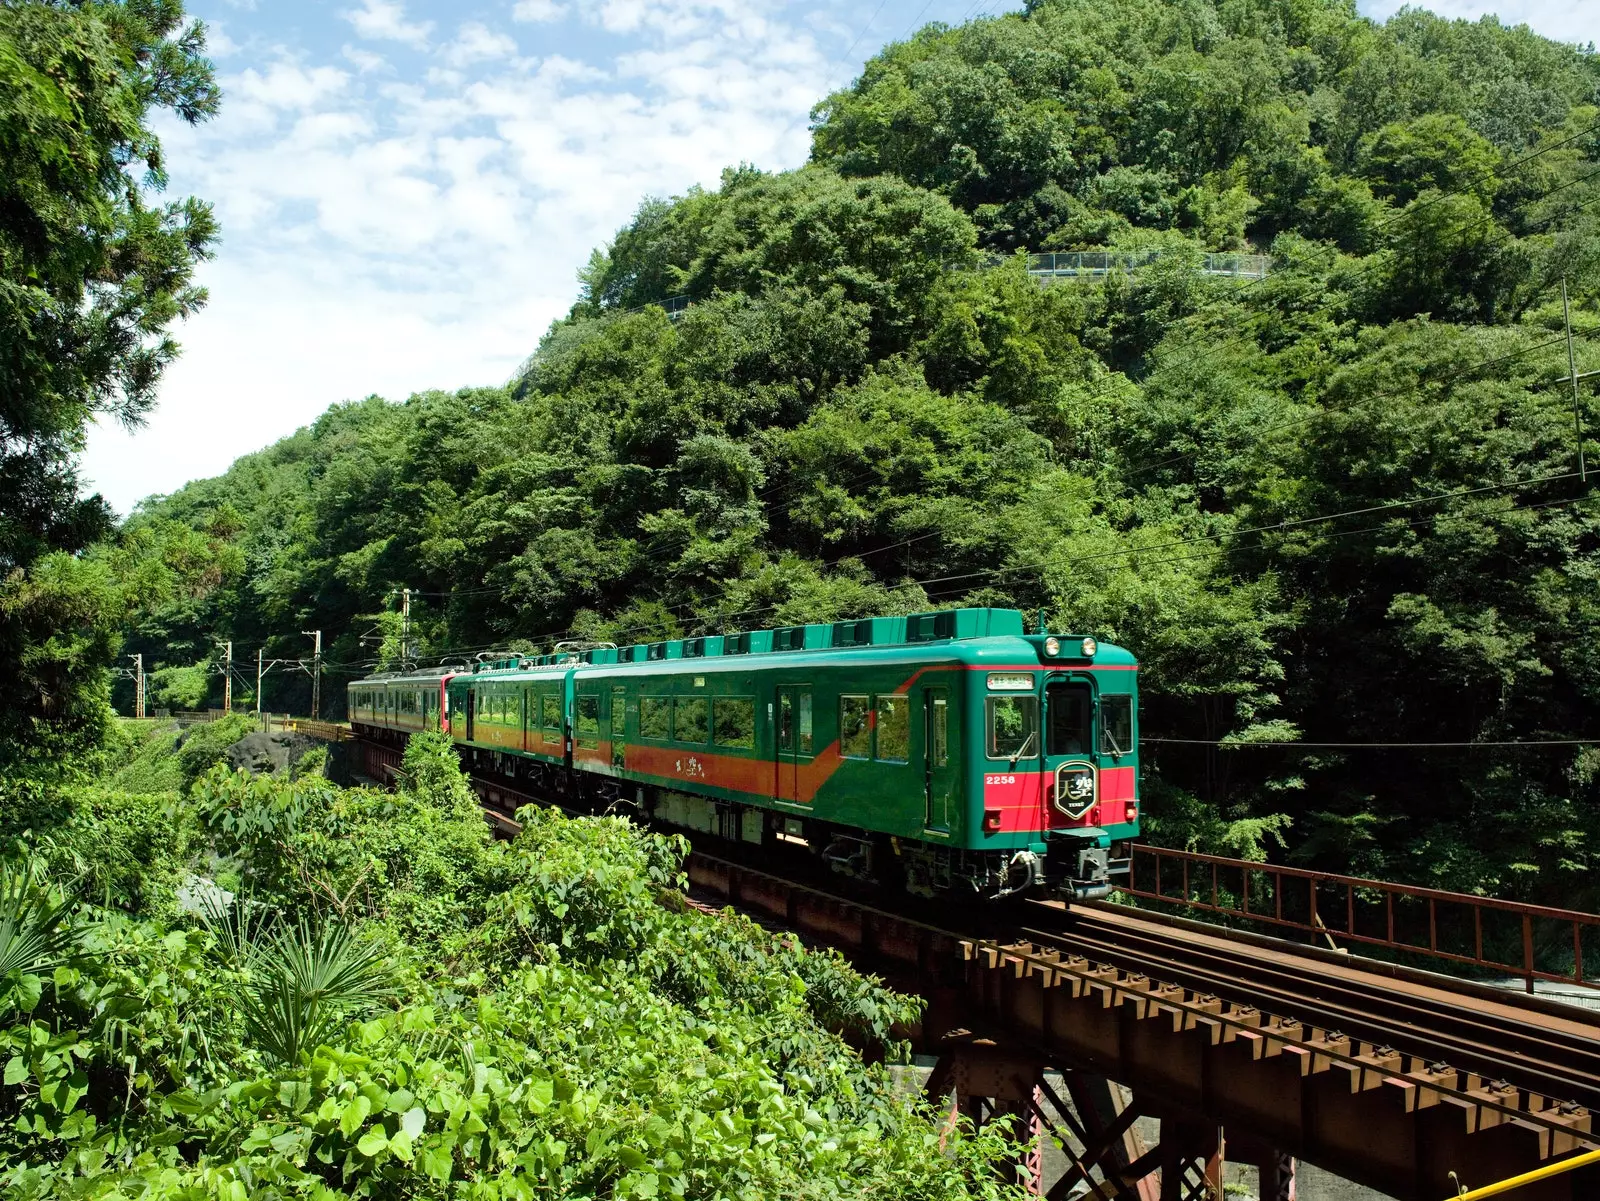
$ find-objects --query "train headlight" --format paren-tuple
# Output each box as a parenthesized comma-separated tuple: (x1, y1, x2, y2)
(1080, 637, 1097, 658)
(1043, 636, 1061, 656)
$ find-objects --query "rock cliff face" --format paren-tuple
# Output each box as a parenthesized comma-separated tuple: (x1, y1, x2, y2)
(224, 730, 319, 776)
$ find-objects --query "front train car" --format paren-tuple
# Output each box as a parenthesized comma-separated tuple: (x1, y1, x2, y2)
(950, 621, 1138, 901)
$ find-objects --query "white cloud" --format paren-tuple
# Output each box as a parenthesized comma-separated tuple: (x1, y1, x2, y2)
(443, 22, 518, 67)
(512, 0, 567, 22)
(205, 23, 241, 57)
(342, 0, 434, 48)
(342, 44, 388, 72)
(1359, 0, 1595, 44)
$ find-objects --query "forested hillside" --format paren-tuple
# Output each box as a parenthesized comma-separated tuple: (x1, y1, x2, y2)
(97, 0, 1600, 901)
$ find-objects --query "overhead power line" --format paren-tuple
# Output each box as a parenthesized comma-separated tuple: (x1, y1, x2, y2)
(1145, 738, 1600, 748)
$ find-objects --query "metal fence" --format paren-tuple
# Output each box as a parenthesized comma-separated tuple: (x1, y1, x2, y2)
(1122, 843, 1600, 992)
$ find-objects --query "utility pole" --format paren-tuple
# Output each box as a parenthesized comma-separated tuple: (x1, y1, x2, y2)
(302, 630, 322, 719)
(256, 648, 265, 729)
(220, 640, 233, 714)
(1564, 277, 1587, 483)
(129, 653, 144, 719)
(401, 587, 411, 670)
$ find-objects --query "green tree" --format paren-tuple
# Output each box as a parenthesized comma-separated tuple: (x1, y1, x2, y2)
(0, 0, 219, 571)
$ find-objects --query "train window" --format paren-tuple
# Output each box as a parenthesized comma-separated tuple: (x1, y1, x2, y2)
(840, 696, 871, 759)
(987, 696, 1039, 760)
(611, 687, 627, 737)
(640, 697, 670, 740)
(798, 691, 813, 752)
(1101, 694, 1132, 757)
(576, 695, 601, 744)
(713, 698, 755, 749)
(542, 693, 561, 730)
(1047, 683, 1091, 756)
(674, 698, 709, 743)
(875, 695, 910, 762)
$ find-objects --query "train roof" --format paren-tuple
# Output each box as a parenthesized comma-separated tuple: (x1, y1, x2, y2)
(349, 608, 1135, 687)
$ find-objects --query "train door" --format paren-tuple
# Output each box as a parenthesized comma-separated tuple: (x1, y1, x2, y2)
(610, 685, 627, 770)
(465, 686, 476, 743)
(1044, 675, 1096, 822)
(922, 687, 954, 832)
(775, 684, 813, 803)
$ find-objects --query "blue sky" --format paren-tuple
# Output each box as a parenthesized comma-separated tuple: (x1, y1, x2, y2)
(79, 0, 1595, 513)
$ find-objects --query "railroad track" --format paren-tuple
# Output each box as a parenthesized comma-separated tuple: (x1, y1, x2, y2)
(1018, 902, 1600, 1114)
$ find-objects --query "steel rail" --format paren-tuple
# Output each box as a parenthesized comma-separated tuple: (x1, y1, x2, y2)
(1016, 906, 1600, 1113)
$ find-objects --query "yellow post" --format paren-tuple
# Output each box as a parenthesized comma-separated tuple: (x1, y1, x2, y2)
(1448, 1147, 1600, 1200)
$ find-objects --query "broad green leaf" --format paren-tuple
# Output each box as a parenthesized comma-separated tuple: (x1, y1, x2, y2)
(340, 1094, 372, 1138)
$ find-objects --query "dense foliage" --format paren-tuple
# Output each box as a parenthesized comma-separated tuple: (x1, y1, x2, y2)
(106, 0, 1600, 905)
(0, 729, 1024, 1199)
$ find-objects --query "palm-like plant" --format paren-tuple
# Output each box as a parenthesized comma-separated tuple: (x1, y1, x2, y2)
(198, 894, 394, 1064)
(0, 855, 73, 1014)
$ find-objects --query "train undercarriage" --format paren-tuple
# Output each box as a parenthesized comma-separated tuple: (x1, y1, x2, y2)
(358, 730, 1128, 904)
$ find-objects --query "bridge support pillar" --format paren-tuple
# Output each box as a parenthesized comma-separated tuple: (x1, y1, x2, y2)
(927, 1044, 1045, 1192)
(1156, 1120, 1224, 1201)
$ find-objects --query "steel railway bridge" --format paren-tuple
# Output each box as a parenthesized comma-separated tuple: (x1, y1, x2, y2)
(309, 721, 1600, 1201)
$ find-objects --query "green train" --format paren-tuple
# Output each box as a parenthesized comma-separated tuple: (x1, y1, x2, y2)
(347, 607, 1138, 901)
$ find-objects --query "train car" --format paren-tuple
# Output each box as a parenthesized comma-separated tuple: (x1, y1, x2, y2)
(348, 668, 455, 740)
(349, 607, 1139, 902)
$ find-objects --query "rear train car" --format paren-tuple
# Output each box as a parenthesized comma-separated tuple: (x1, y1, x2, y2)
(349, 607, 1139, 901)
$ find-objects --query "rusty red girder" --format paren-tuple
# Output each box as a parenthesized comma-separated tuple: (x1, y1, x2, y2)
(685, 851, 1600, 1201)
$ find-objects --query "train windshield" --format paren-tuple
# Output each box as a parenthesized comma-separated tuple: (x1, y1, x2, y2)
(986, 696, 1038, 760)
(1046, 683, 1092, 756)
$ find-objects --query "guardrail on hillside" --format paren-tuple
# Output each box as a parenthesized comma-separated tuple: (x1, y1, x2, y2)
(506, 248, 1271, 386)
(1023, 250, 1271, 279)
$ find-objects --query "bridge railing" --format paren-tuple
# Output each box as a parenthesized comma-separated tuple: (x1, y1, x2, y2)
(266, 715, 352, 742)
(1123, 844, 1600, 992)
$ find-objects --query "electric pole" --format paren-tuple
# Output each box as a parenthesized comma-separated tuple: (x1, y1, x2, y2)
(219, 640, 233, 714)
(1564, 276, 1587, 483)
(302, 630, 322, 719)
(129, 653, 144, 719)
(401, 587, 411, 670)
(256, 648, 265, 728)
